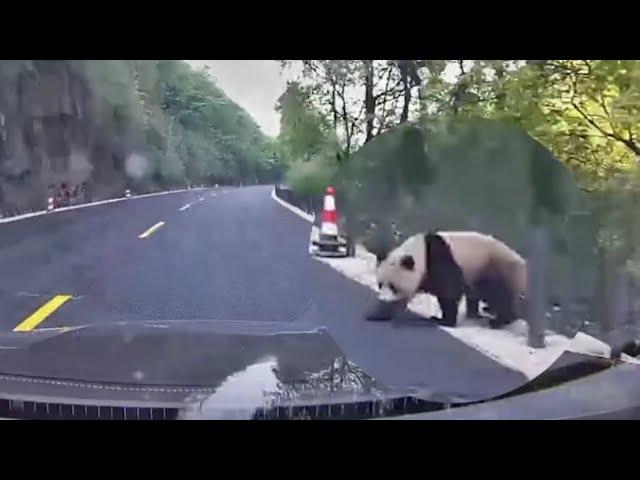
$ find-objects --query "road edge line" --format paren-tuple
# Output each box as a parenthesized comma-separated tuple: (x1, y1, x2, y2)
(270, 188, 315, 223)
(0, 187, 210, 225)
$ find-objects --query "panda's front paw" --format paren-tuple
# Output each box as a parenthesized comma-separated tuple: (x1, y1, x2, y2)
(489, 317, 516, 329)
(365, 299, 407, 321)
(489, 318, 503, 329)
(430, 316, 456, 328)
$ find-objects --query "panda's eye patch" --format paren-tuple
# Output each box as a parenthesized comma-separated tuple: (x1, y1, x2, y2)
(400, 255, 415, 270)
(378, 282, 382, 290)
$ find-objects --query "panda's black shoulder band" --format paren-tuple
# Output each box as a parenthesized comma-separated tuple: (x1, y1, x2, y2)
(424, 230, 442, 242)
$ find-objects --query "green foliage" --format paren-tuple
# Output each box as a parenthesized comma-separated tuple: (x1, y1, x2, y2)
(337, 124, 436, 229)
(340, 117, 590, 249)
(494, 61, 640, 190)
(75, 60, 281, 188)
(285, 157, 337, 197)
(147, 60, 279, 186)
(275, 82, 338, 164)
(0, 60, 284, 212)
(276, 81, 340, 195)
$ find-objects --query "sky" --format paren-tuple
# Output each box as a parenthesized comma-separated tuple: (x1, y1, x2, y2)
(185, 60, 299, 137)
(185, 60, 463, 138)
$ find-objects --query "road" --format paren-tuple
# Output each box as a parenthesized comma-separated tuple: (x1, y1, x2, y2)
(0, 185, 527, 400)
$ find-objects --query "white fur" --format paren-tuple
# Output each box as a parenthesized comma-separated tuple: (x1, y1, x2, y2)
(438, 231, 527, 296)
(376, 234, 426, 301)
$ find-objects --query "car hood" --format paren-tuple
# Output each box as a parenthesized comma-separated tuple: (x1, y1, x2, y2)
(0, 320, 619, 419)
(0, 320, 431, 419)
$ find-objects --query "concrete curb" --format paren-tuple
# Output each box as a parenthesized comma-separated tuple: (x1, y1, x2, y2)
(270, 187, 315, 223)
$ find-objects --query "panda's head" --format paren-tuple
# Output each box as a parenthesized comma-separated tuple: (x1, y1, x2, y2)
(375, 233, 426, 302)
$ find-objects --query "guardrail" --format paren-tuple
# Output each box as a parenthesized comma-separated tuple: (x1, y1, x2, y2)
(274, 185, 321, 219)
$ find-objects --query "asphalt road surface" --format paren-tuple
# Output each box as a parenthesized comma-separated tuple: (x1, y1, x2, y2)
(0, 185, 527, 400)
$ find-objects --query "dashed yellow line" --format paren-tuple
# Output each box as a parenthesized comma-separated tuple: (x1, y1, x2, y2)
(138, 221, 165, 239)
(13, 295, 73, 332)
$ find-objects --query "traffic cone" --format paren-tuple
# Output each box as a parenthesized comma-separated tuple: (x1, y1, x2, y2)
(321, 186, 338, 237)
(47, 197, 54, 211)
(311, 185, 350, 257)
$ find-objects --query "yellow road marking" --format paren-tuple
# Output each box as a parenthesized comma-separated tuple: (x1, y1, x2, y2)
(13, 295, 73, 332)
(138, 221, 165, 239)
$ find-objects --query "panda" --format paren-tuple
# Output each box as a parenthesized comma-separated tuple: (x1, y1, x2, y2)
(371, 231, 527, 328)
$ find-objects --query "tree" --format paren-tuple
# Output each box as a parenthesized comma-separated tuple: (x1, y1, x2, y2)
(274, 81, 339, 195)
(511, 61, 640, 185)
(275, 81, 334, 163)
(284, 60, 427, 157)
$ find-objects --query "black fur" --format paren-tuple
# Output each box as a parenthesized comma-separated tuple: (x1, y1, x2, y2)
(418, 233, 465, 327)
(474, 271, 518, 328)
(400, 255, 415, 270)
(419, 233, 518, 328)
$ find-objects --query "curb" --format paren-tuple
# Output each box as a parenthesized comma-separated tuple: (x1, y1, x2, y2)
(270, 187, 315, 223)
(0, 187, 209, 225)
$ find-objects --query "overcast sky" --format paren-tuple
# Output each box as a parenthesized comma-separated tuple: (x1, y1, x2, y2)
(185, 60, 463, 138)
(185, 60, 299, 137)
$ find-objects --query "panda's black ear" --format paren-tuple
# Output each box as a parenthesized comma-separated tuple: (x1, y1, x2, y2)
(375, 250, 388, 265)
(400, 255, 415, 271)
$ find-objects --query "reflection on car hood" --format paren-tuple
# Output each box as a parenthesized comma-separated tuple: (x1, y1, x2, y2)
(0, 320, 423, 419)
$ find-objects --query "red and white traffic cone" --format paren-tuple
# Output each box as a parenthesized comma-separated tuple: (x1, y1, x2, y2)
(321, 186, 338, 237)
(310, 186, 350, 257)
(47, 197, 54, 212)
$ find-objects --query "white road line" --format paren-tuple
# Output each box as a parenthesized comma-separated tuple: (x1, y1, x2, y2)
(180, 197, 205, 212)
(138, 221, 165, 239)
(270, 188, 315, 223)
(210, 193, 217, 197)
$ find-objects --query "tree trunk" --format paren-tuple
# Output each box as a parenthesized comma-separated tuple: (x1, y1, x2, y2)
(329, 80, 342, 162)
(494, 63, 506, 112)
(451, 60, 467, 115)
(398, 61, 411, 123)
(330, 81, 338, 133)
(363, 60, 375, 143)
(340, 82, 352, 156)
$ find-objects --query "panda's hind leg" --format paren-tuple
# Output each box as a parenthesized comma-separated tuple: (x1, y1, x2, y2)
(465, 295, 480, 319)
(434, 297, 460, 327)
(488, 297, 518, 329)
(489, 311, 517, 329)
(476, 275, 518, 329)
